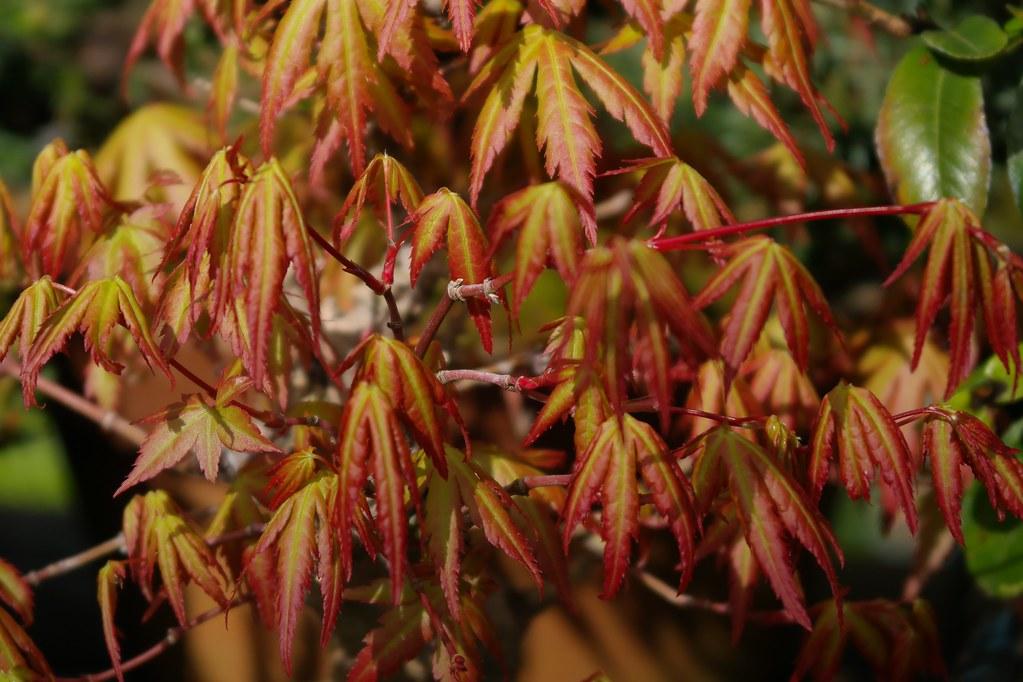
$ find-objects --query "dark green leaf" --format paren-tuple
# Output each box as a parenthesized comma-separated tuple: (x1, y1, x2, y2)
(876, 44, 991, 215)
(922, 15, 1008, 62)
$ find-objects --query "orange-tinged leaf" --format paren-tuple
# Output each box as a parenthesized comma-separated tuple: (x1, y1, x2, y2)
(97, 560, 126, 682)
(468, 34, 539, 208)
(563, 414, 699, 596)
(809, 382, 918, 532)
(0, 277, 62, 365)
(0, 605, 50, 678)
(208, 43, 239, 142)
(642, 29, 686, 124)
(254, 475, 322, 673)
(121, 491, 228, 625)
(20, 277, 171, 406)
(697, 427, 843, 628)
(567, 239, 714, 424)
(259, 0, 327, 155)
(335, 381, 420, 600)
(410, 189, 494, 351)
(759, 0, 835, 149)
(726, 64, 805, 167)
(489, 181, 583, 313)
(447, 446, 543, 582)
(348, 599, 433, 682)
(469, 27, 670, 226)
(616, 156, 734, 234)
(222, 159, 321, 394)
(922, 417, 966, 544)
(535, 34, 600, 242)
(357, 335, 452, 470)
(793, 598, 946, 681)
(923, 411, 1023, 538)
(23, 143, 111, 278)
(267, 448, 322, 509)
(0, 560, 31, 627)
(689, 0, 751, 115)
(333, 154, 423, 246)
(95, 104, 209, 211)
(117, 379, 281, 493)
(883, 199, 1015, 397)
(423, 465, 464, 618)
(695, 236, 838, 377)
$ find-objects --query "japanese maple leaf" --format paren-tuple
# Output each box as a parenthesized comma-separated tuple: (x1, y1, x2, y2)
(488, 181, 583, 314)
(409, 189, 495, 352)
(793, 599, 944, 681)
(922, 410, 1023, 544)
(250, 473, 349, 673)
(22, 140, 113, 279)
(522, 317, 612, 456)
(0, 606, 50, 680)
(808, 382, 919, 533)
(566, 238, 715, 428)
(422, 446, 542, 619)
(116, 375, 282, 493)
(601, 17, 689, 123)
(0, 560, 32, 627)
(685, 0, 831, 155)
(743, 335, 819, 432)
(97, 560, 126, 682)
(466, 25, 672, 235)
(121, 491, 230, 626)
(0, 277, 62, 365)
(694, 236, 840, 380)
(562, 413, 699, 597)
(344, 574, 497, 682)
(208, 158, 321, 396)
(352, 334, 455, 470)
(883, 198, 1022, 397)
(692, 426, 843, 629)
(611, 156, 735, 237)
(335, 380, 423, 604)
(258, 0, 450, 172)
(123, 0, 229, 90)
(333, 153, 423, 246)
(19, 277, 171, 406)
(160, 144, 249, 285)
(682, 359, 761, 438)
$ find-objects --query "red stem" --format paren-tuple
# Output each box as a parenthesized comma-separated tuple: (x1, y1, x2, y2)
(650, 203, 935, 252)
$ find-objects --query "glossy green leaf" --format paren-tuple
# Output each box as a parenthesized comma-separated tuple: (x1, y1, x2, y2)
(1008, 79, 1023, 218)
(922, 15, 1008, 62)
(963, 480, 1023, 598)
(876, 44, 991, 215)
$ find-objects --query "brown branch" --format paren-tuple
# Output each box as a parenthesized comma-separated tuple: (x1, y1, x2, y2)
(304, 225, 405, 341)
(67, 598, 252, 682)
(813, 0, 915, 37)
(23, 534, 126, 587)
(0, 360, 146, 445)
(414, 274, 511, 356)
(902, 529, 956, 601)
(24, 522, 265, 588)
(636, 569, 796, 625)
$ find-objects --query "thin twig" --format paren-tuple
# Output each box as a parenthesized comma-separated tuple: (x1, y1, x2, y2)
(23, 522, 265, 588)
(304, 225, 405, 341)
(66, 598, 252, 682)
(650, 203, 935, 252)
(902, 529, 956, 601)
(23, 534, 126, 587)
(1, 360, 146, 445)
(813, 0, 916, 38)
(415, 274, 513, 357)
(636, 569, 796, 625)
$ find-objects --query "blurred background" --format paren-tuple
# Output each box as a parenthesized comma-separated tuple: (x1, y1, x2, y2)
(1, 1, 1022, 680)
